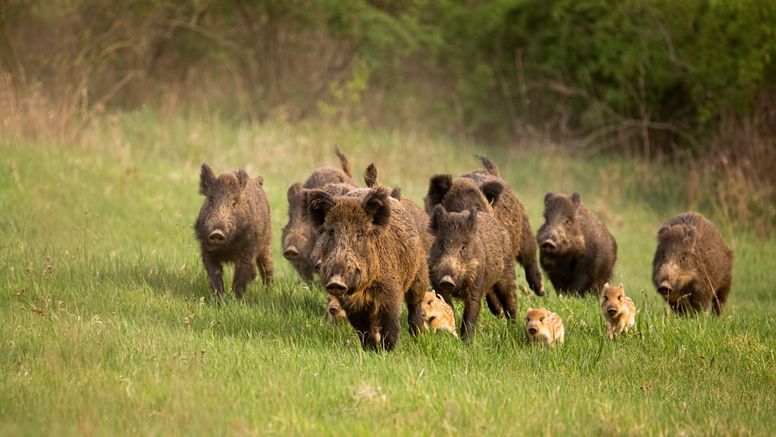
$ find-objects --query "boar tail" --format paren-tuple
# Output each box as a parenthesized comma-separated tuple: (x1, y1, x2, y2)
(335, 147, 353, 178)
(476, 155, 500, 177)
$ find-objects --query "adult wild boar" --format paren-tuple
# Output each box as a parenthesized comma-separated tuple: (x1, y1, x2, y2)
(307, 186, 429, 351)
(536, 192, 617, 295)
(195, 164, 273, 298)
(427, 206, 518, 340)
(424, 156, 544, 296)
(281, 148, 356, 280)
(652, 212, 733, 315)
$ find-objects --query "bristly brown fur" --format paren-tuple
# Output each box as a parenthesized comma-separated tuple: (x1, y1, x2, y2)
(195, 163, 273, 299)
(424, 156, 544, 296)
(536, 192, 617, 295)
(652, 212, 733, 315)
(281, 149, 356, 280)
(427, 206, 517, 341)
(308, 186, 429, 351)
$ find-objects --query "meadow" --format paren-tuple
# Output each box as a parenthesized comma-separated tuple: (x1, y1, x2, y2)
(1, 111, 775, 435)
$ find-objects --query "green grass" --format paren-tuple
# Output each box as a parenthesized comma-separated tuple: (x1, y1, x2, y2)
(1, 111, 775, 435)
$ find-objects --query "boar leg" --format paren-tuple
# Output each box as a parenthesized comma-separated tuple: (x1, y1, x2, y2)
(713, 283, 731, 316)
(232, 258, 258, 299)
(256, 245, 274, 284)
(202, 254, 225, 298)
(568, 271, 593, 295)
(347, 311, 373, 349)
(405, 274, 427, 335)
(485, 291, 505, 318)
(378, 308, 401, 351)
(460, 294, 482, 341)
(493, 280, 518, 320)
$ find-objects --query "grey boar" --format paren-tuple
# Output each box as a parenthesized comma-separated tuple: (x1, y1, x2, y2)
(307, 186, 429, 351)
(424, 156, 544, 296)
(281, 148, 355, 280)
(195, 163, 273, 298)
(652, 212, 733, 315)
(536, 192, 617, 295)
(427, 206, 518, 341)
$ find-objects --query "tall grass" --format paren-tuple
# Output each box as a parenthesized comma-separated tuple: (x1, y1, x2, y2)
(1, 107, 775, 434)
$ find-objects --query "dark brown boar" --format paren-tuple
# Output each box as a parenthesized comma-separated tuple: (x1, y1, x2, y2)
(652, 212, 733, 315)
(195, 163, 273, 298)
(427, 206, 518, 340)
(424, 156, 544, 296)
(307, 186, 429, 351)
(281, 149, 356, 280)
(536, 192, 617, 295)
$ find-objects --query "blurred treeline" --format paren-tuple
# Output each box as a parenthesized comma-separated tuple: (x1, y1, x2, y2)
(1, 1, 775, 156)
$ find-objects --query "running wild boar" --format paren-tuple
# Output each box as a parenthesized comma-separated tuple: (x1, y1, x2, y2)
(195, 163, 273, 298)
(652, 212, 733, 315)
(424, 156, 544, 296)
(536, 192, 617, 295)
(427, 206, 518, 340)
(308, 186, 429, 351)
(281, 148, 355, 280)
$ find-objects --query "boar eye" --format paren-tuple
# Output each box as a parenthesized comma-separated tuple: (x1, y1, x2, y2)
(540, 317, 545, 322)
(617, 295, 622, 301)
(232, 198, 239, 207)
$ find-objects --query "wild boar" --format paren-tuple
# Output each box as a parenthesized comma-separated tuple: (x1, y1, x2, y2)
(420, 291, 457, 336)
(424, 156, 544, 296)
(427, 206, 518, 341)
(195, 163, 273, 298)
(525, 307, 565, 346)
(652, 212, 733, 315)
(326, 294, 347, 324)
(281, 148, 356, 280)
(536, 192, 617, 295)
(600, 282, 636, 339)
(307, 186, 429, 351)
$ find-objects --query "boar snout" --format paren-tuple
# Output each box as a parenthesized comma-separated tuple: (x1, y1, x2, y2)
(325, 275, 348, 296)
(283, 246, 300, 260)
(657, 281, 672, 296)
(606, 306, 618, 316)
(327, 303, 341, 315)
(437, 275, 456, 292)
(527, 327, 538, 335)
(208, 229, 226, 242)
(540, 238, 557, 251)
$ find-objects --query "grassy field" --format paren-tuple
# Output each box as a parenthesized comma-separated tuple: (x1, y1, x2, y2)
(1, 111, 775, 435)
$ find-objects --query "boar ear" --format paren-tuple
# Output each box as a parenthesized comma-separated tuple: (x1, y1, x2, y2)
(255, 175, 264, 186)
(364, 163, 378, 188)
(465, 207, 479, 231)
(684, 225, 697, 245)
(199, 163, 216, 195)
(571, 192, 582, 206)
(426, 175, 453, 208)
(603, 282, 609, 289)
(287, 183, 301, 202)
(236, 169, 249, 189)
(390, 186, 401, 200)
(618, 283, 624, 290)
(429, 205, 446, 234)
(481, 181, 504, 205)
(363, 187, 391, 228)
(657, 224, 670, 238)
(308, 189, 335, 227)
(544, 192, 555, 208)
